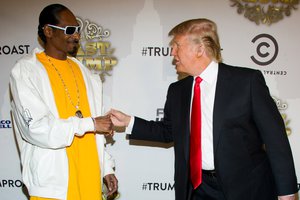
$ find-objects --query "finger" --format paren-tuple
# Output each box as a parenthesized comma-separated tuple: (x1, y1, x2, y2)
(108, 130, 114, 136)
(106, 182, 114, 196)
(107, 190, 114, 196)
(108, 186, 117, 196)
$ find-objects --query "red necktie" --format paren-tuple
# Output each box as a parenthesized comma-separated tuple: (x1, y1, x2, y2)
(190, 76, 202, 189)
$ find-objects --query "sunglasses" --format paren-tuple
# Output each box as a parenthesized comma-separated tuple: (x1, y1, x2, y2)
(47, 24, 81, 35)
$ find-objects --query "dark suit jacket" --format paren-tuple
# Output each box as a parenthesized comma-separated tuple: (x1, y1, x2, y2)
(129, 63, 298, 200)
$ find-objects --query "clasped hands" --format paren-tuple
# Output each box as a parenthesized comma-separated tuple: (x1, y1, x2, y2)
(94, 109, 130, 135)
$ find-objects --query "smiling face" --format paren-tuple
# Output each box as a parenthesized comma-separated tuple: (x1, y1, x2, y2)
(44, 9, 80, 59)
(170, 34, 199, 75)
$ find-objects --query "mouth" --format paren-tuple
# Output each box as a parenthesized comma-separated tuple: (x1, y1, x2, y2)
(172, 58, 179, 66)
(67, 40, 80, 57)
(68, 39, 79, 45)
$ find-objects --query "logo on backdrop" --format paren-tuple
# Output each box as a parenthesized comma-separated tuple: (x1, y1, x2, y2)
(251, 34, 278, 66)
(156, 108, 164, 121)
(0, 179, 24, 188)
(141, 47, 172, 57)
(0, 45, 30, 55)
(0, 119, 12, 129)
(75, 17, 117, 82)
(251, 34, 287, 76)
(141, 182, 174, 191)
(230, 0, 299, 25)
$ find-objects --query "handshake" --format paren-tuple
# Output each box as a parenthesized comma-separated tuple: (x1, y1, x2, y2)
(93, 109, 131, 134)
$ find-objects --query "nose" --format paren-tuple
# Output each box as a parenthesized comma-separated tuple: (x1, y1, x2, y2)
(72, 32, 80, 40)
(171, 47, 176, 56)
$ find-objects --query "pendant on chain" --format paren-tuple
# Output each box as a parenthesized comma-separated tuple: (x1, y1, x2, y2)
(75, 110, 83, 118)
(46, 55, 82, 119)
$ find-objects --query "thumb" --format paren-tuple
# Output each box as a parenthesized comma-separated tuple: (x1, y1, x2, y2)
(111, 109, 118, 115)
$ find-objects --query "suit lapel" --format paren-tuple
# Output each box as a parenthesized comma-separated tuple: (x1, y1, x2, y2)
(180, 76, 193, 163)
(213, 63, 232, 155)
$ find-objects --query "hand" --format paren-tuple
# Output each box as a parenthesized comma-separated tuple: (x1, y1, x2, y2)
(110, 109, 131, 127)
(278, 194, 296, 200)
(103, 174, 118, 198)
(94, 114, 113, 134)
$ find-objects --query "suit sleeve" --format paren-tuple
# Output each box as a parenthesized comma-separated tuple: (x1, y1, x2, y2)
(129, 84, 174, 143)
(250, 70, 298, 195)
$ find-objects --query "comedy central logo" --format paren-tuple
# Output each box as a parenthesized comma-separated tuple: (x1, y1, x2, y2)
(251, 34, 278, 66)
(75, 17, 117, 82)
(230, 0, 299, 25)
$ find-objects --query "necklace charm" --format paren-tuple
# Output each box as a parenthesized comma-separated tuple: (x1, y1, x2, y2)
(75, 110, 83, 118)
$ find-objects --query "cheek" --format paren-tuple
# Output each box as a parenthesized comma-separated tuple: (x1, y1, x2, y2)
(57, 36, 68, 45)
(179, 52, 189, 63)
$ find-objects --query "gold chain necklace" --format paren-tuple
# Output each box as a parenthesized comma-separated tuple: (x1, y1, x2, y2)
(46, 55, 83, 118)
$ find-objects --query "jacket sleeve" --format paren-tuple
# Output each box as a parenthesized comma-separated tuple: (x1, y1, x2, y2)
(10, 61, 94, 149)
(129, 84, 174, 143)
(102, 148, 115, 176)
(250, 70, 298, 195)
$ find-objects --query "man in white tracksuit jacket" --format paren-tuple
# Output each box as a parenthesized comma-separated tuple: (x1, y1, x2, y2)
(10, 4, 117, 200)
(10, 48, 116, 199)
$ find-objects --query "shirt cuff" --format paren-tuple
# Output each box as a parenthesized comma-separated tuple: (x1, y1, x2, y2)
(125, 116, 135, 134)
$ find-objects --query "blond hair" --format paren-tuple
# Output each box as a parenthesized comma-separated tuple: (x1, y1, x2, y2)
(169, 18, 222, 62)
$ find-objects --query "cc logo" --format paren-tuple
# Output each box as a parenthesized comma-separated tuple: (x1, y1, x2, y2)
(251, 34, 278, 66)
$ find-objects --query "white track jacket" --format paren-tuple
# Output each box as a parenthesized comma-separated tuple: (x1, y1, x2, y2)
(9, 48, 115, 199)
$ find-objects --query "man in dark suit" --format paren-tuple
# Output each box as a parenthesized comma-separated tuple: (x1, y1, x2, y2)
(111, 18, 298, 200)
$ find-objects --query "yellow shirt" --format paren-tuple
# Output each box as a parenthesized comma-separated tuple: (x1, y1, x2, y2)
(32, 52, 102, 200)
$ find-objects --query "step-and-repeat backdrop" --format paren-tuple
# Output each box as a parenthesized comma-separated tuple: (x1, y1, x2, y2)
(1, 0, 299, 199)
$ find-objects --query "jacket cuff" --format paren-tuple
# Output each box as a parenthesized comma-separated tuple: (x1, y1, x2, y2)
(75, 117, 94, 136)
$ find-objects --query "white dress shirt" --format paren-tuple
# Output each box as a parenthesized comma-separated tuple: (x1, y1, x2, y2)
(192, 61, 218, 170)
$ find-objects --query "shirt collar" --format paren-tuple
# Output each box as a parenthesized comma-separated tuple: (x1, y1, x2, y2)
(194, 61, 218, 85)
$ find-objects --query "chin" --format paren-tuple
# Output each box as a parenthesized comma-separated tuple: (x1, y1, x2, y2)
(175, 66, 184, 74)
(67, 47, 79, 57)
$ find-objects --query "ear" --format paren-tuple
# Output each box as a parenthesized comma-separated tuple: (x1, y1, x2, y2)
(43, 25, 53, 39)
(196, 45, 205, 58)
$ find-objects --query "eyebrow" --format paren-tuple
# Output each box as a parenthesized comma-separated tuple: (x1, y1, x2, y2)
(169, 40, 179, 46)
